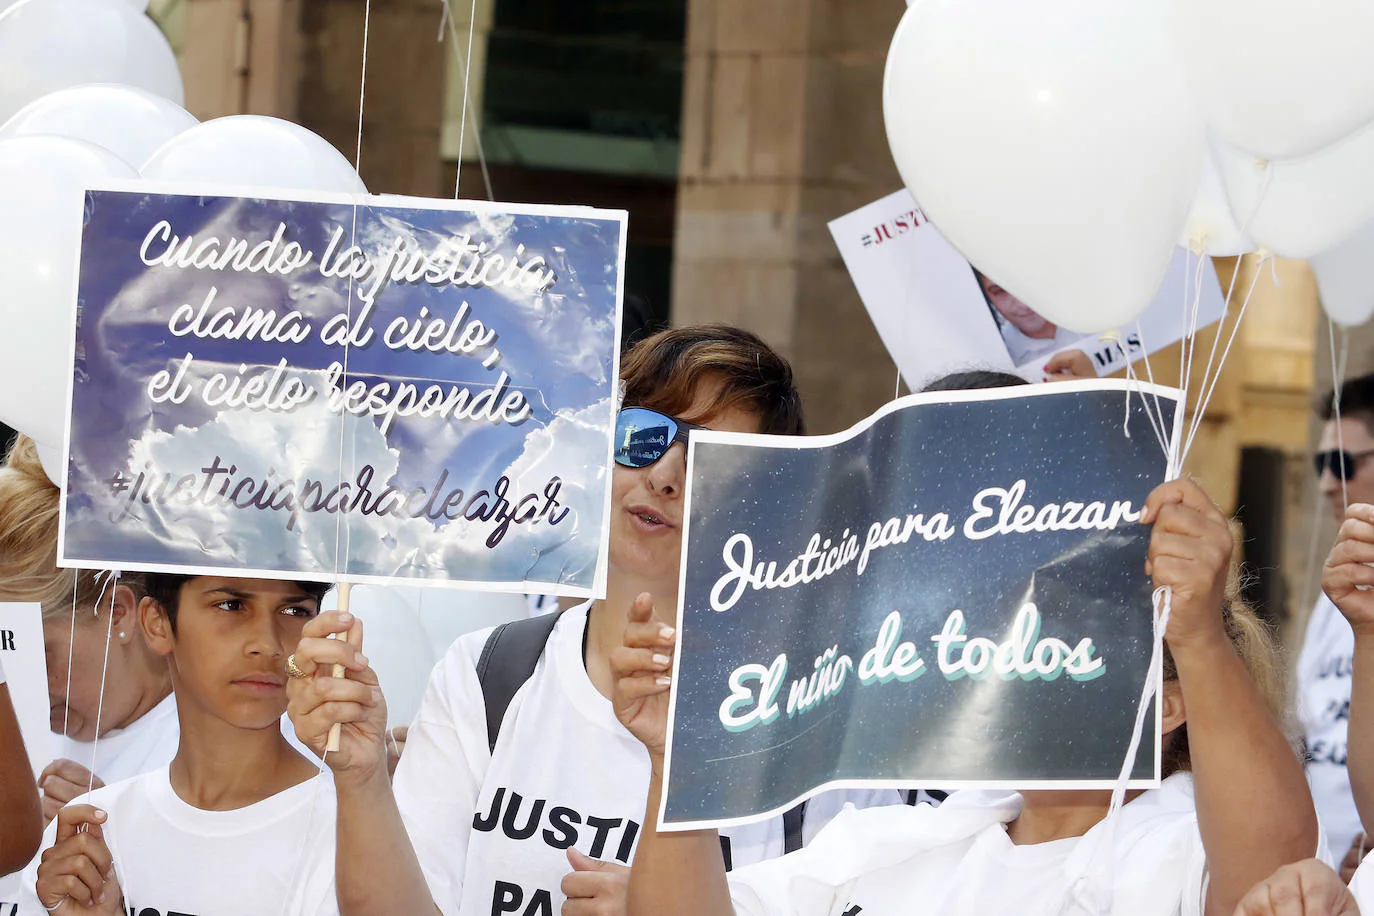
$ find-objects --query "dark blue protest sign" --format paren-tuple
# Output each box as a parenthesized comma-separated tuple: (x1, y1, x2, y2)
(660, 382, 1180, 828)
(59, 188, 625, 595)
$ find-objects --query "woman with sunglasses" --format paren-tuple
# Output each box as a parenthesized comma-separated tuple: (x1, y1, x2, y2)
(286, 326, 899, 916)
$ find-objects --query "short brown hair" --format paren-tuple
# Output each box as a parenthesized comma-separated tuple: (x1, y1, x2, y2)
(1319, 373, 1374, 435)
(620, 325, 804, 435)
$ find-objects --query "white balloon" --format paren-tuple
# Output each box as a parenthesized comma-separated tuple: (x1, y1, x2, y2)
(1312, 219, 1374, 328)
(141, 116, 367, 194)
(0, 0, 183, 126)
(35, 440, 62, 487)
(1216, 121, 1374, 259)
(884, 0, 1204, 335)
(1174, 0, 1374, 159)
(1179, 143, 1254, 257)
(0, 136, 138, 445)
(0, 83, 197, 171)
(406, 587, 529, 653)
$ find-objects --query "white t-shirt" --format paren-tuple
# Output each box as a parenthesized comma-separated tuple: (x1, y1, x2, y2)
(728, 775, 1206, 916)
(1297, 594, 1362, 858)
(16, 765, 338, 916)
(54, 692, 181, 786)
(392, 602, 905, 916)
(1350, 851, 1374, 906)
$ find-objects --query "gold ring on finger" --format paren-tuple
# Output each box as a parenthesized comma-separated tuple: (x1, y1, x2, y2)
(285, 654, 309, 679)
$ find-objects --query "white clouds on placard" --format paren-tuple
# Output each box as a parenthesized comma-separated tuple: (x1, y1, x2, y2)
(93, 375, 610, 587)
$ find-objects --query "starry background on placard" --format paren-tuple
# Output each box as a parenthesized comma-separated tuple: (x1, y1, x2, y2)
(62, 190, 621, 589)
(663, 388, 1177, 825)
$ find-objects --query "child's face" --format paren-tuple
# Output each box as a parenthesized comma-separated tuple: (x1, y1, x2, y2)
(157, 577, 320, 730)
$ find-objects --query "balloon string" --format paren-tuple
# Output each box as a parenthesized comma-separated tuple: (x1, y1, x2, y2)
(353, 0, 372, 174)
(62, 568, 77, 740)
(1181, 253, 1235, 447)
(1330, 318, 1349, 514)
(1133, 320, 1173, 464)
(1120, 350, 1170, 459)
(1177, 255, 1210, 455)
(441, 0, 495, 200)
(450, 0, 481, 199)
(1181, 257, 1265, 461)
(1176, 254, 1206, 448)
(1177, 246, 1191, 398)
(86, 571, 119, 794)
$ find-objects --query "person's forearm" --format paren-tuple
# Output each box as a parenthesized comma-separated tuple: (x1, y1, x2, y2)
(336, 770, 443, 916)
(0, 686, 42, 875)
(1173, 636, 1318, 916)
(1345, 634, 1374, 833)
(626, 765, 733, 916)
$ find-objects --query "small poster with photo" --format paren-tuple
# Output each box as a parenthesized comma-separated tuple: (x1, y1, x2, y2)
(829, 189, 1226, 386)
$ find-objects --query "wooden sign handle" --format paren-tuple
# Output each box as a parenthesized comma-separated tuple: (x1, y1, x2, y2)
(325, 582, 353, 753)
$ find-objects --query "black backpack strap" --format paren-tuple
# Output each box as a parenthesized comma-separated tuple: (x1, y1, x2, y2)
(782, 801, 807, 854)
(476, 610, 563, 753)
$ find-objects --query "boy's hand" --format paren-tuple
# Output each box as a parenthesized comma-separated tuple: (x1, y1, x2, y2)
(35, 805, 122, 914)
(286, 611, 388, 787)
(39, 759, 104, 826)
(561, 848, 629, 916)
(1323, 504, 1374, 636)
(1141, 479, 1233, 652)
(609, 593, 675, 764)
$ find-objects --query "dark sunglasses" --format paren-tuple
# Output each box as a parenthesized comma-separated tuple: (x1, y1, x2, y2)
(1314, 448, 1374, 481)
(614, 407, 707, 468)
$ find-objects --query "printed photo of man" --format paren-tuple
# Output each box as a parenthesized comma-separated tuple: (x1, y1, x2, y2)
(972, 267, 1086, 370)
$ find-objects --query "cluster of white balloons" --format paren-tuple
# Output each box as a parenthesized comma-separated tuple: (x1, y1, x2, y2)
(883, 0, 1374, 333)
(0, 0, 367, 471)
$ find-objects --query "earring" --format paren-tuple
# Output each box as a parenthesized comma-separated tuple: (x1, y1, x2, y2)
(118, 631, 126, 639)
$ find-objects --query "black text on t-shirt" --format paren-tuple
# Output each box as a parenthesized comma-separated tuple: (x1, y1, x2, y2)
(471, 787, 640, 862)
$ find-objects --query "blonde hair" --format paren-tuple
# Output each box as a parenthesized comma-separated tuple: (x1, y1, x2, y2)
(0, 436, 140, 621)
(1161, 578, 1291, 774)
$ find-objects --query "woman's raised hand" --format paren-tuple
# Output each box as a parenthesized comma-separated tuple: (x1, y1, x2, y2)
(1141, 478, 1234, 651)
(610, 593, 676, 762)
(285, 610, 388, 786)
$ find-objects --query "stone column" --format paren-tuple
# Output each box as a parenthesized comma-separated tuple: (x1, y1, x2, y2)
(671, 0, 905, 434)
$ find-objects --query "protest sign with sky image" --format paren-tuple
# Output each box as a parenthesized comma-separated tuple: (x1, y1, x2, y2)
(660, 381, 1181, 829)
(58, 188, 626, 596)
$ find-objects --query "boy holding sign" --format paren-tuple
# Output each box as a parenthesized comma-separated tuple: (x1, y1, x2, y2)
(24, 574, 343, 916)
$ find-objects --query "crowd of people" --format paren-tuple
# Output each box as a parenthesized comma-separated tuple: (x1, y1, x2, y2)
(0, 323, 1371, 915)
